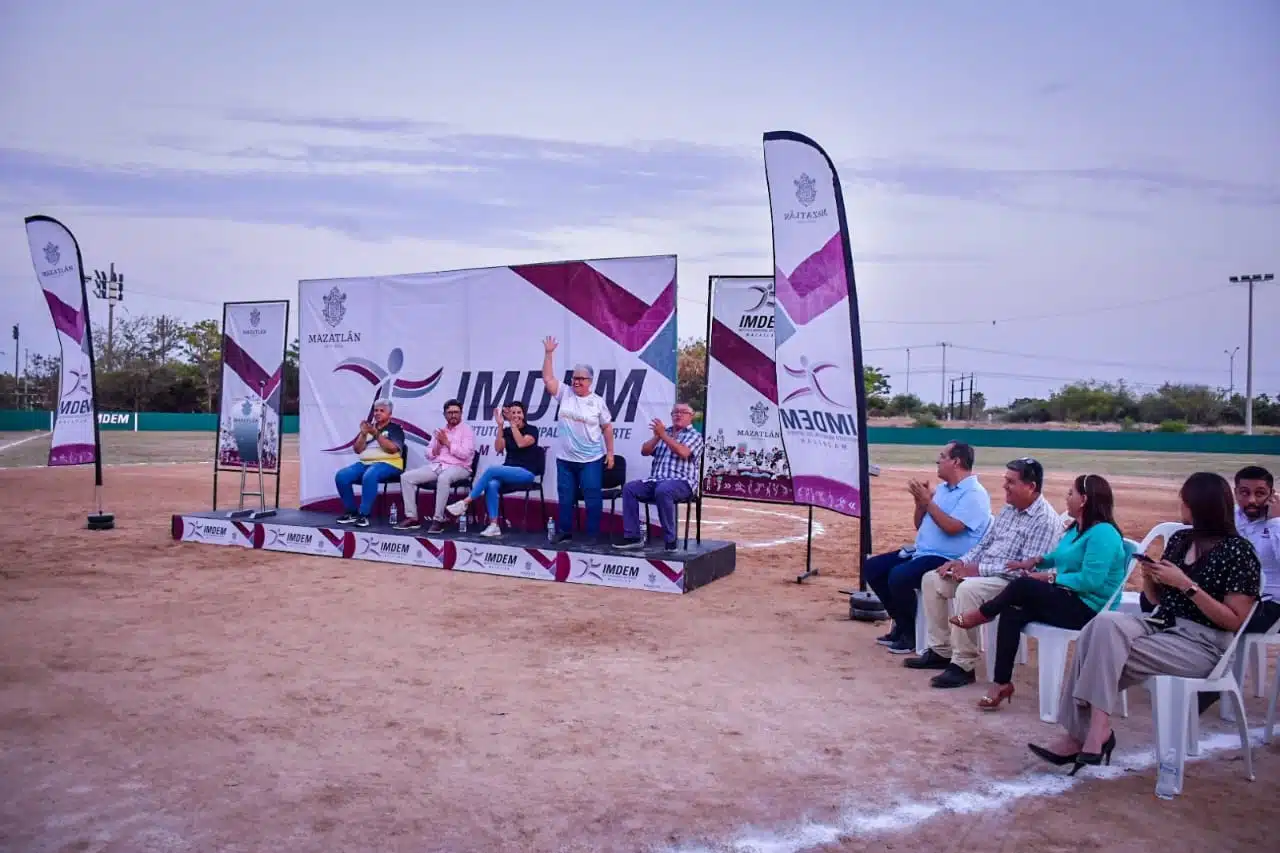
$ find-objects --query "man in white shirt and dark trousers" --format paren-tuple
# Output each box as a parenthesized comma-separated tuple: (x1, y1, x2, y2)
(1198, 464, 1280, 716)
(1234, 465, 1280, 631)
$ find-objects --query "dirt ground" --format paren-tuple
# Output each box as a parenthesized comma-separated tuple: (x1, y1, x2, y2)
(2, 444, 1279, 853)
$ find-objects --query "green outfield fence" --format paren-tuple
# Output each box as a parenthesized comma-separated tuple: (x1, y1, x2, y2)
(2, 410, 1278, 455)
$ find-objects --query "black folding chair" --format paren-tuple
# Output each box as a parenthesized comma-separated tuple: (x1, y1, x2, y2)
(496, 446, 548, 532)
(384, 451, 480, 524)
(641, 485, 702, 549)
(572, 455, 627, 530)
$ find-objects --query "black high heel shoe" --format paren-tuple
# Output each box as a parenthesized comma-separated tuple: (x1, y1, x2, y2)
(1028, 742, 1080, 767)
(1068, 731, 1116, 776)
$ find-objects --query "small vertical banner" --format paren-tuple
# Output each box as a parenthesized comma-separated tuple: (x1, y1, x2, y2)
(24, 215, 102, 468)
(762, 132, 870, 520)
(217, 301, 288, 471)
(702, 275, 794, 504)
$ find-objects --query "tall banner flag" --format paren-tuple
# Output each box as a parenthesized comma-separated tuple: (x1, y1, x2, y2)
(762, 132, 871, 541)
(24, 215, 113, 529)
(702, 275, 794, 504)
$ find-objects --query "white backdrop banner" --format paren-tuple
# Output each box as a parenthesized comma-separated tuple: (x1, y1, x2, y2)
(217, 300, 288, 471)
(702, 276, 794, 504)
(762, 131, 869, 519)
(297, 257, 678, 524)
(24, 215, 100, 468)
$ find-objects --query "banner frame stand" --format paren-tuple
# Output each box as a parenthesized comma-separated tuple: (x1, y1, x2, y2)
(702, 273, 820, 581)
(211, 299, 288, 517)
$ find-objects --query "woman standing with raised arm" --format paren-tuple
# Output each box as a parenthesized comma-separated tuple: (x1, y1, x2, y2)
(541, 336, 615, 542)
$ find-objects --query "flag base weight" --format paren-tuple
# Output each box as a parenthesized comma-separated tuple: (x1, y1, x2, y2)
(87, 512, 115, 531)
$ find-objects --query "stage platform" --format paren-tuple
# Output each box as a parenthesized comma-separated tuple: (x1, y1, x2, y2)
(171, 509, 735, 595)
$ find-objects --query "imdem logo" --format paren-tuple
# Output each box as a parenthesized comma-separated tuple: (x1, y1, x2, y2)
(738, 281, 776, 335)
(779, 356, 857, 445)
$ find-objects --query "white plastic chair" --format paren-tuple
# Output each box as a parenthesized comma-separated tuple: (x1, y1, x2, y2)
(1142, 592, 1259, 798)
(1015, 522, 1189, 723)
(1218, 609, 1280, 722)
(1266, 642, 1280, 743)
(913, 513, 996, 655)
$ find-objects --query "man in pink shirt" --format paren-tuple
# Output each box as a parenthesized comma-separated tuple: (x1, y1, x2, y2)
(395, 398, 476, 532)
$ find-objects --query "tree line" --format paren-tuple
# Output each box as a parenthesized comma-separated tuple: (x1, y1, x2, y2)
(3, 314, 1276, 430)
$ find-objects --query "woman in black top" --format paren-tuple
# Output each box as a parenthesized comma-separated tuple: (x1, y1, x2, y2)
(1028, 472, 1260, 775)
(445, 401, 542, 537)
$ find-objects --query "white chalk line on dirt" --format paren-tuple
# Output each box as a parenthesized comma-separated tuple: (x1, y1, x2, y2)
(665, 727, 1270, 853)
(710, 506, 828, 550)
(0, 432, 47, 453)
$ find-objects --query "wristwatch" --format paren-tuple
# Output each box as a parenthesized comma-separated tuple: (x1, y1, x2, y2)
(1184, 583, 1200, 598)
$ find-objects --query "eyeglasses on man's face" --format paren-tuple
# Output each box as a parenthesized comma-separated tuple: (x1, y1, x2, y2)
(572, 376, 590, 383)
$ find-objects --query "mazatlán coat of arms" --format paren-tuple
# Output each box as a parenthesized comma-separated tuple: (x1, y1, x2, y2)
(322, 286, 347, 328)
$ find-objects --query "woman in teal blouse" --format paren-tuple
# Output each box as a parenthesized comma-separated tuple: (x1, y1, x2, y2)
(949, 474, 1131, 710)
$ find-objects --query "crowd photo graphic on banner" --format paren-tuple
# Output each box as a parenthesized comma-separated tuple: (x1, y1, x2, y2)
(296, 256, 678, 525)
(761, 132, 870, 522)
(217, 300, 289, 472)
(702, 275, 794, 504)
(23, 215, 102, 469)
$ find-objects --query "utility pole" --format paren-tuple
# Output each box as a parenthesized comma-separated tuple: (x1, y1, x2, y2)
(1229, 273, 1274, 435)
(1224, 346, 1240, 396)
(91, 263, 124, 369)
(905, 347, 911, 396)
(10, 324, 17, 407)
(938, 341, 950, 413)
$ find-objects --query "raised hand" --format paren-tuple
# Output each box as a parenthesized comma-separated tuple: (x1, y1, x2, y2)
(494, 406, 505, 427)
(543, 336, 558, 353)
(650, 418, 665, 438)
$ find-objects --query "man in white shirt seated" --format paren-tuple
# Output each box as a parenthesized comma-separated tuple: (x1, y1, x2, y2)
(1198, 464, 1280, 717)
(1234, 465, 1280, 633)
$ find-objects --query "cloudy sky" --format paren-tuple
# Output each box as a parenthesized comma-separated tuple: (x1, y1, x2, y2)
(1, 0, 1277, 405)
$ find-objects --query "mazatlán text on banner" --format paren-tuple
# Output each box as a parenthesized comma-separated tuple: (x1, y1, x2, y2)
(702, 276, 794, 504)
(23, 216, 101, 468)
(761, 132, 870, 518)
(218, 301, 289, 471)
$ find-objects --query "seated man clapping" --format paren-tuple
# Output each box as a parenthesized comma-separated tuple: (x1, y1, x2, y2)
(446, 402, 543, 537)
(334, 398, 406, 527)
(394, 398, 476, 532)
(616, 402, 704, 550)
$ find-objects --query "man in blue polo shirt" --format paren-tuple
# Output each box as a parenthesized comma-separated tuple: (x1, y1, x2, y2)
(865, 441, 992, 654)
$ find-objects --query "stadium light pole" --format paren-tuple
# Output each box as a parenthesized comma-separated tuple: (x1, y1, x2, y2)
(91, 263, 124, 370)
(1224, 346, 1239, 396)
(1229, 273, 1274, 435)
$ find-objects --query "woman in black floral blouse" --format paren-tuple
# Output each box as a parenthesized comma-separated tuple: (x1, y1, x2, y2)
(1028, 471, 1260, 775)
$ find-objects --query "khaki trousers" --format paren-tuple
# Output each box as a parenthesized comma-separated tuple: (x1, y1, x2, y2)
(400, 464, 470, 520)
(1058, 611, 1230, 743)
(922, 573, 1010, 672)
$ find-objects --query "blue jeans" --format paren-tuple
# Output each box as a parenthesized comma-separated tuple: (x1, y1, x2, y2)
(469, 465, 537, 520)
(863, 550, 949, 641)
(622, 478, 692, 545)
(335, 461, 401, 517)
(556, 458, 604, 536)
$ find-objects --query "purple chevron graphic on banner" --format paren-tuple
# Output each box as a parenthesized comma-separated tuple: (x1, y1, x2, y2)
(510, 262, 677, 378)
(709, 318, 778, 404)
(221, 334, 282, 399)
(774, 232, 847, 326)
(43, 291, 85, 345)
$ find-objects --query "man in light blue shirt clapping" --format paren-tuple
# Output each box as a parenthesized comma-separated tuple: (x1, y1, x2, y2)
(865, 441, 993, 654)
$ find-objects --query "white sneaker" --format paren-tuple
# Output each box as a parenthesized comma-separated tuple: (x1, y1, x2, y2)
(480, 522, 502, 537)
(445, 500, 467, 517)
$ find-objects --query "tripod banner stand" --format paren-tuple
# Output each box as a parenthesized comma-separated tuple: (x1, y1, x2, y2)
(213, 300, 288, 515)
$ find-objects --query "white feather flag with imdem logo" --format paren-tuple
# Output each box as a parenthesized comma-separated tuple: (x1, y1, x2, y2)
(24, 215, 102, 468)
(762, 132, 870, 526)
